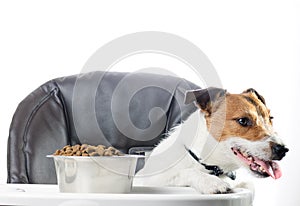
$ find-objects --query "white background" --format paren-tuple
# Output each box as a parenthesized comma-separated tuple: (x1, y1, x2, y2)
(0, 0, 299, 205)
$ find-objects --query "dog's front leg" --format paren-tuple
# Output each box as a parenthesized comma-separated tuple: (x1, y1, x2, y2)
(167, 167, 231, 194)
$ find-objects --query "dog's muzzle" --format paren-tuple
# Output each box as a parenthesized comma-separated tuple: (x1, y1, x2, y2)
(271, 142, 289, 160)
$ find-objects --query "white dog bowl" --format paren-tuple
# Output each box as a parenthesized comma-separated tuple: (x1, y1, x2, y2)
(48, 155, 139, 193)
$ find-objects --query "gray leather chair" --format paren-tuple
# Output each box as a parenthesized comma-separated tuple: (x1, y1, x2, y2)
(7, 71, 200, 184)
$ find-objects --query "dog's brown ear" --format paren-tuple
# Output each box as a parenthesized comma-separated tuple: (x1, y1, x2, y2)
(185, 87, 226, 113)
(243, 88, 266, 105)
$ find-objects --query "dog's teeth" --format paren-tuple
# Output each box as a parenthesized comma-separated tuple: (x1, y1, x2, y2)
(258, 166, 266, 173)
(242, 152, 248, 157)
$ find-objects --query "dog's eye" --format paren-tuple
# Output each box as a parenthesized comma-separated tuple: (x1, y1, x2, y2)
(236, 117, 252, 127)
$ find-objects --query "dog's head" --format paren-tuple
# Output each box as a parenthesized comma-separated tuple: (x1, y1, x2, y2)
(185, 87, 289, 179)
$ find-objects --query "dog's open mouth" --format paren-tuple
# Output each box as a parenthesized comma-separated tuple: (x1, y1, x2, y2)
(231, 147, 282, 179)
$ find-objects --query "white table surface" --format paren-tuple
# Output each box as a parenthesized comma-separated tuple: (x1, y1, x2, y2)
(0, 184, 253, 206)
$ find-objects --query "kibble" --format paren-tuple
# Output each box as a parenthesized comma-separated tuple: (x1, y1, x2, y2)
(53, 144, 124, 156)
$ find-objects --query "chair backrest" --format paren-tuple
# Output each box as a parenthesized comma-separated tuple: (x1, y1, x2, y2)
(7, 71, 200, 184)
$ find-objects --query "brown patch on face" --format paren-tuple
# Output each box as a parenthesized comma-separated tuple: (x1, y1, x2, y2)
(204, 91, 274, 142)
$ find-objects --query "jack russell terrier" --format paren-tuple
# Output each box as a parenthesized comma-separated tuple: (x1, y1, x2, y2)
(134, 87, 289, 194)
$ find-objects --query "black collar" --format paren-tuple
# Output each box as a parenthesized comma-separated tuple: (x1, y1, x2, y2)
(186, 147, 236, 180)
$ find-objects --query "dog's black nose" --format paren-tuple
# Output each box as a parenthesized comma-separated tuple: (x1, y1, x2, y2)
(271, 143, 289, 160)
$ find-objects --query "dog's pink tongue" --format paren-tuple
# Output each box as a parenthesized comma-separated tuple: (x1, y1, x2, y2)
(254, 157, 282, 179)
(271, 161, 282, 179)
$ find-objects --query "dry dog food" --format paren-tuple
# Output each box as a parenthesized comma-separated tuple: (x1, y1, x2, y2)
(53, 144, 123, 156)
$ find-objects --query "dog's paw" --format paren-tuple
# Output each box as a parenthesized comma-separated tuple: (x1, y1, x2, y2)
(194, 175, 232, 194)
(165, 167, 232, 194)
(234, 181, 255, 195)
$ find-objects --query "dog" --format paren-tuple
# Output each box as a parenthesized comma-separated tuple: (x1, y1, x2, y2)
(134, 87, 289, 194)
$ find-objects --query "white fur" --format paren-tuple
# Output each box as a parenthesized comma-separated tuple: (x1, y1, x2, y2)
(134, 111, 233, 193)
